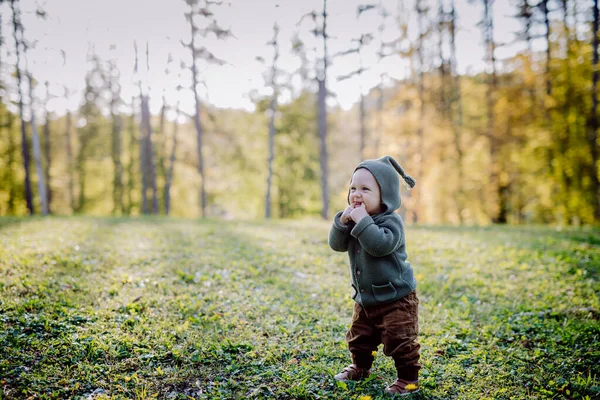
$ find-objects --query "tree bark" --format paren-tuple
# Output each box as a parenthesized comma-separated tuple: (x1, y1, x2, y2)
(43, 82, 52, 213)
(65, 109, 75, 213)
(164, 104, 179, 216)
(414, 0, 426, 224)
(10, 0, 33, 214)
(482, 0, 504, 223)
(140, 94, 158, 214)
(27, 73, 48, 215)
(110, 76, 123, 215)
(189, 17, 207, 218)
(449, 0, 464, 224)
(265, 24, 279, 219)
(589, 0, 600, 221)
(318, 0, 329, 220)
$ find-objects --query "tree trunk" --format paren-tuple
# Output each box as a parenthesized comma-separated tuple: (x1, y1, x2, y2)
(359, 93, 366, 159)
(589, 0, 600, 221)
(26, 75, 48, 216)
(189, 21, 207, 218)
(110, 84, 123, 215)
(65, 110, 75, 213)
(43, 82, 52, 213)
(482, 0, 504, 223)
(139, 95, 149, 214)
(542, 0, 552, 97)
(10, 0, 33, 214)
(157, 97, 167, 213)
(140, 94, 158, 214)
(374, 80, 384, 157)
(318, 0, 329, 220)
(265, 24, 279, 219)
(164, 104, 179, 216)
(449, 0, 464, 224)
(126, 100, 136, 215)
(414, 0, 426, 224)
(6, 113, 17, 214)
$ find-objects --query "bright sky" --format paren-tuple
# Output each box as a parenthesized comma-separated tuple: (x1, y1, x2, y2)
(8, 0, 522, 117)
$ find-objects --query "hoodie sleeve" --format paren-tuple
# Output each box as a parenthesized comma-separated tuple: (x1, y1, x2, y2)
(328, 211, 351, 252)
(350, 215, 403, 257)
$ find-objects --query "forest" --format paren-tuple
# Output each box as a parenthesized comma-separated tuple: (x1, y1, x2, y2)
(0, 0, 598, 226)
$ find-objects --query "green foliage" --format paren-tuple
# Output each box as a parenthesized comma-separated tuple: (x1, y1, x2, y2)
(274, 92, 321, 218)
(0, 218, 598, 399)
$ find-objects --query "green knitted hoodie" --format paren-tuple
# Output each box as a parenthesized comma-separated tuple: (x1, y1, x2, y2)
(328, 156, 417, 307)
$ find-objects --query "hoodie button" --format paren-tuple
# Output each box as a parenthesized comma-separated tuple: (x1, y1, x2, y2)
(356, 269, 361, 275)
(360, 288, 365, 293)
(356, 248, 360, 254)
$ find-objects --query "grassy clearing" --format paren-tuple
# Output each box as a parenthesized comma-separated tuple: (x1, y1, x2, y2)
(0, 217, 599, 399)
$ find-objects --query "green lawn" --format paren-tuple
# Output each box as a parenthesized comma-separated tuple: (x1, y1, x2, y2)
(0, 217, 599, 399)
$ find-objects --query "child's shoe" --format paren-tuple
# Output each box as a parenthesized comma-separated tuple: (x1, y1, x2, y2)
(384, 378, 419, 396)
(333, 364, 371, 381)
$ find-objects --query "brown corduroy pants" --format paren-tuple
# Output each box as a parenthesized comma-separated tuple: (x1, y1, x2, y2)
(346, 291, 421, 381)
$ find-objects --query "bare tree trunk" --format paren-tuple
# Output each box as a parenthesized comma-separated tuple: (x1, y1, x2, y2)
(43, 82, 52, 213)
(134, 43, 149, 215)
(374, 80, 384, 157)
(414, 0, 426, 224)
(110, 77, 123, 215)
(164, 103, 179, 216)
(6, 113, 17, 214)
(359, 94, 366, 159)
(10, 0, 33, 214)
(265, 24, 279, 219)
(26, 73, 48, 215)
(449, 0, 464, 224)
(139, 96, 149, 214)
(438, 0, 448, 118)
(318, 0, 329, 220)
(541, 0, 552, 97)
(482, 0, 504, 223)
(126, 98, 136, 215)
(189, 23, 207, 218)
(140, 94, 158, 214)
(157, 96, 168, 213)
(65, 109, 75, 212)
(589, 0, 600, 221)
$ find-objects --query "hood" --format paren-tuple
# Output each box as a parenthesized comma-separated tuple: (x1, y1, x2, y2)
(348, 155, 416, 214)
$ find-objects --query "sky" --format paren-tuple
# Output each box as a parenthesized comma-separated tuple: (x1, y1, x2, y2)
(6, 0, 524, 117)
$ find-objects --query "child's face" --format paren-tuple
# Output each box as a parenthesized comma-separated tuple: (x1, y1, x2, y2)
(349, 168, 383, 215)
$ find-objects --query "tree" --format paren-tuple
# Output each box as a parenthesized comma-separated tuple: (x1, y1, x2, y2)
(43, 81, 52, 213)
(335, 5, 373, 159)
(449, 0, 465, 223)
(264, 23, 280, 219)
(164, 88, 181, 216)
(183, 0, 232, 218)
(76, 54, 105, 213)
(413, 0, 428, 223)
(588, 0, 600, 220)
(134, 42, 158, 215)
(480, 0, 504, 223)
(10, 0, 33, 214)
(26, 72, 48, 215)
(108, 57, 124, 215)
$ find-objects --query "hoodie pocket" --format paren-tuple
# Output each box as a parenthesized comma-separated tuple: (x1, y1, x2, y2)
(372, 282, 397, 303)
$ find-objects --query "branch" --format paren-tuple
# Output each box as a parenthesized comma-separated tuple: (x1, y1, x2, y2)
(337, 67, 367, 81)
(357, 4, 377, 17)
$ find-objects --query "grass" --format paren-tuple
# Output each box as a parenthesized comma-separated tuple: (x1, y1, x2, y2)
(0, 217, 599, 399)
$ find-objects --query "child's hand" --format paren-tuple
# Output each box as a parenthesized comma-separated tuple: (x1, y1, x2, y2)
(350, 203, 368, 223)
(340, 205, 354, 225)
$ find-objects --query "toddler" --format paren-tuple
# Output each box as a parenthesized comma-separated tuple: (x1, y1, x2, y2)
(328, 156, 420, 395)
